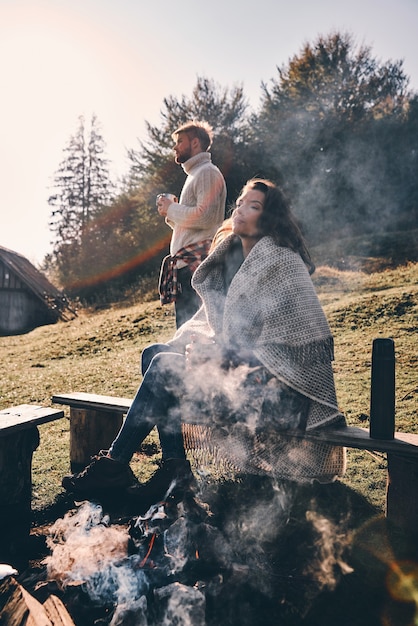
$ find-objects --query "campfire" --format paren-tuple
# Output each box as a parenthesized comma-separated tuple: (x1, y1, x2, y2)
(0, 475, 359, 626)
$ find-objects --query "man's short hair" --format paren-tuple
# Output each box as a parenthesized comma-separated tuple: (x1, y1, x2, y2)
(172, 120, 213, 152)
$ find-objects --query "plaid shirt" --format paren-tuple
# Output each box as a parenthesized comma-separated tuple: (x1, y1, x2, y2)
(158, 239, 212, 305)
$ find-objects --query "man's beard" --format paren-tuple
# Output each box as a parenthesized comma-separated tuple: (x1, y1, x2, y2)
(175, 148, 192, 164)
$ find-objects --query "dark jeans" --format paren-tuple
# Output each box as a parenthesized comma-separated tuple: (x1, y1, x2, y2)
(109, 344, 187, 463)
(109, 343, 310, 466)
(174, 266, 202, 328)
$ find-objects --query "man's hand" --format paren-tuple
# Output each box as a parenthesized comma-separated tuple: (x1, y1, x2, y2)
(156, 194, 177, 217)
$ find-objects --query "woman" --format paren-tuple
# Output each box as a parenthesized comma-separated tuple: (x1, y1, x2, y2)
(62, 179, 346, 504)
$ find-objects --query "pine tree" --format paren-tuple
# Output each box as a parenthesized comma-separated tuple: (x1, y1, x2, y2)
(49, 114, 114, 250)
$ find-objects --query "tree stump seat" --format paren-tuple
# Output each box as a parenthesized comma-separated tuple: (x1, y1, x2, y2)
(0, 404, 64, 568)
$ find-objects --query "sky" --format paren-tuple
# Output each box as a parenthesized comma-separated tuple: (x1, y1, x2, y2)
(1, 0, 417, 265)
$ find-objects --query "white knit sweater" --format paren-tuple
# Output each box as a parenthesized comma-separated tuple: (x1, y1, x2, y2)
(166, 152, 226, 267)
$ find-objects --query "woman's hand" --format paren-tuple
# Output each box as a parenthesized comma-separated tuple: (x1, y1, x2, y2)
(185, 334, 219, 369)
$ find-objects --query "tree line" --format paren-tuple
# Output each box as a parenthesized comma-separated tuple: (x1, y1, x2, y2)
(46, 32, 418, 303)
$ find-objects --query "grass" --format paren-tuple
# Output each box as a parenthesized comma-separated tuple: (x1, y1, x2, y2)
(0, 262, 417, 516)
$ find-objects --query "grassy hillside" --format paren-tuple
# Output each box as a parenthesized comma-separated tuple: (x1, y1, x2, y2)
(0, 262, 416, 516)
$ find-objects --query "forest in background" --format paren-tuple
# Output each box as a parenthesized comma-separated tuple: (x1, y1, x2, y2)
(44, 32, 418, 304)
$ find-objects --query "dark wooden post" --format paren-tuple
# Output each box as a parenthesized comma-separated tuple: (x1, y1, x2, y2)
(367, 338, 418, 534)
(0, 428, 39, 568)
(369, 338, 395, 440)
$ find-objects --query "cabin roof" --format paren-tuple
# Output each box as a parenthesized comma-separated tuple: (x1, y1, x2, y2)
(0, 245, 75, 321)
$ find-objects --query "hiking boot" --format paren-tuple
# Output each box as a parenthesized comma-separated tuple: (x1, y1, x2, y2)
(62, 450, 138, 496)
(126, 458, 195, 507)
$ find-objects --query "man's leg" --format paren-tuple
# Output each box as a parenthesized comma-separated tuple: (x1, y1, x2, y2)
(140, 343, 178, 375)
(174, 266, 202, 328)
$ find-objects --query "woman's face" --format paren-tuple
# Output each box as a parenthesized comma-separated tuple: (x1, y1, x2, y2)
(232, 188, 265, 239)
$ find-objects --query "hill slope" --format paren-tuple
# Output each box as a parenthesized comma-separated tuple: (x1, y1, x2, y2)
(0, 262, 416, 513)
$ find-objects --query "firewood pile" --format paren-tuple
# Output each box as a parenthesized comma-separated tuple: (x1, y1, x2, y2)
(0, 571, 75, 625)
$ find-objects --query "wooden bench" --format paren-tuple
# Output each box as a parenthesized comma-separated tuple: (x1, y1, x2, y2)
(0, 404, 65, 567)
(52, 391, 418, 534)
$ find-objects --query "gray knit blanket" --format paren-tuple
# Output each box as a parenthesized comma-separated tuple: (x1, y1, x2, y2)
(169, 235, 346, 481)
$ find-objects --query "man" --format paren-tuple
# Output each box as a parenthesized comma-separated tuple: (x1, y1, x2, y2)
(157, 120, 226, 328)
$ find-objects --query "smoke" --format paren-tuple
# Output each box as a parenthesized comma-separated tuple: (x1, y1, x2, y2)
(269, 105, 407, 253)
(44, 488, 354, 625)
(304, 508, 354, 591)
(178, 352, 316, 481)
(44, 502, 149, 606)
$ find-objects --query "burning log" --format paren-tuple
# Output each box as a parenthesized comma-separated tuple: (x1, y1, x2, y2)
(0, 575, 75, 625)
(153, 583, 205, 626)
(108, 595, 148, 626)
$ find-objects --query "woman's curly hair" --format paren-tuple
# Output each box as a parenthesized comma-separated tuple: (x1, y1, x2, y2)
(239, 178, 315, 274)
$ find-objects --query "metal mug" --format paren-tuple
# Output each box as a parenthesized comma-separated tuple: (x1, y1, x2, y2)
(156, 193, 177, 207)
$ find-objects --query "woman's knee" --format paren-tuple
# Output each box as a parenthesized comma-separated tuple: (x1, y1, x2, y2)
(141, 343, 172, 375)
(141, 352, 186, 392)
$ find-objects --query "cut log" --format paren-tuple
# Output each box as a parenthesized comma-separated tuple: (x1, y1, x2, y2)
(69, 407, 123, 472)
(21, 586, 52, 626)
(0, 576, 50, 625)
(0, 428, 39, 569)
(43, 594, 76, 626)
(0, 405, 64, 569)
(0, 577, 75, 626)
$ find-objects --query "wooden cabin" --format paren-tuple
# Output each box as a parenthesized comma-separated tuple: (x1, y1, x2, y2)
(0, 246, 75, 336)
